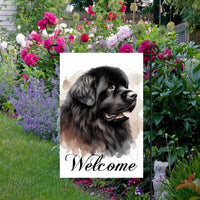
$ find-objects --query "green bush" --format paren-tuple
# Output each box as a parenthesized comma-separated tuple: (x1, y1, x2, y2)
(164, 150, 200, 200)
(4, 0, 66, 33)
(143, 42, 200, 166)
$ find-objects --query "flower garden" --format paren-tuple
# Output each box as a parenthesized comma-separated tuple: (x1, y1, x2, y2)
(0, 0, 200, 199)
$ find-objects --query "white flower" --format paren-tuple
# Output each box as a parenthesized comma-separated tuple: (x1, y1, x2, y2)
(107, 35, 119, 49)
(117, 25, 132, 41)
(89, 33, 94, 38)
(42, 29, 48, 37)
(87, 44, 92, 49)
(1, 41, 8, 49)
(64, 28, 73, 34)
(18, 25, 21, 30)
(60, 23, 67, 28)
(16, 33, 26, 46)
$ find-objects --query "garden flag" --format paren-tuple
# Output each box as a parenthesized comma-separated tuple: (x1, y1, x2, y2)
(60, 53, 143, 178)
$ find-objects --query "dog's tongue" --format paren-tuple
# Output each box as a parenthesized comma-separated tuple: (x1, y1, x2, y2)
(122, 111, 131, 118)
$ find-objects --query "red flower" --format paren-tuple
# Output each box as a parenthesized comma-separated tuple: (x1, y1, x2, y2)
(88, 5, 95, 16)
(138, 40, 156, 66)
(24, 53, 39, 66)
(158, 47, 172, 61)
(176, 174, 196, 190)
(104, 19, 110, 22)
(119, 44, 133, 53)
(81, 34, 89, 42)
(174, 56, 184, 71)
(108, 11, 117, 20)
(120, 5, 126, 12)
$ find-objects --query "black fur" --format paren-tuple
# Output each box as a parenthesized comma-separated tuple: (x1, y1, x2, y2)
(60, 66, 137, 156)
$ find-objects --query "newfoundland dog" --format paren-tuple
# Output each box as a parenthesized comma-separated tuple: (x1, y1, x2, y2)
(60, 66, 137, 157)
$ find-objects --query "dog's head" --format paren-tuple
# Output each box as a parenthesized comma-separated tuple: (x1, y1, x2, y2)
(69, 66, 137, 123)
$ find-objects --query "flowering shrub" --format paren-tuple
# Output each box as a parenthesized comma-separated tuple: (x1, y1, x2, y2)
(11, 76, 59, 141)
(77, 178, 142, 199)
(0, 1, 200, 198)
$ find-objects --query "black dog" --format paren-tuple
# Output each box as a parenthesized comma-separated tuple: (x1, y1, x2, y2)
(60, 66, 137, 157)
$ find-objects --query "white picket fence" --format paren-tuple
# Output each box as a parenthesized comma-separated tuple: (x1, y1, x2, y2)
(0, 0, 16, 31)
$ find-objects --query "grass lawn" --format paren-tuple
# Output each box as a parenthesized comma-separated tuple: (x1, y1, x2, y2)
(0, 112, 98, 200)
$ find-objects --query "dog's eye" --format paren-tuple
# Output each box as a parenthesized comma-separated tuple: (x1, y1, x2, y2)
(107, 85, 115, 91)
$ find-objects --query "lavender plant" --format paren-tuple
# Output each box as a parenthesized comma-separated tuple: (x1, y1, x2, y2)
(11, 76, 59, 140)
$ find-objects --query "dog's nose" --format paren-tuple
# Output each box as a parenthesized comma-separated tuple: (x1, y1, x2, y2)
(126, 91, 137, 102)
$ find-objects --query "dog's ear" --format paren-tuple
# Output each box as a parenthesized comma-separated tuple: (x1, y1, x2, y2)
(69, 74, 96, 106)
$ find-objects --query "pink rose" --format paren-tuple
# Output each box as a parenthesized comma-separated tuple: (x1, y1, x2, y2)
(138, 40, 156, 66)
(38, 12, 58, 30)
(38, 17, 48, 31)
(13, 113, 18, 118)
(77, 25, 82, 30)
(44, 38, 53, 50)
(119, 44, 133, 53)
(158, 47, 172, 61)
(24, 53, 39, 66)
(44, 12, 58, 26)
(21, 48, 28, 60)
(69, 34, 74, 44)
(29, 31, 42, 45)
(54, 38, 65, 54)
(88, 5, 95, 16)
(22, 73, 28, 81)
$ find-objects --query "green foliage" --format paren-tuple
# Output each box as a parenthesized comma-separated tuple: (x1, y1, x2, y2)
(125, 186, 149, 200)
(153, 0, 182, 26)
(165, 0, 200, 30)
(0, 42, 18, 106)
(70, 0, 94, 11)
(164, 150, 200, 200)
(143, 42, 200, 165)
(2, 100, 15, 115)
(4, 0, 66, 33)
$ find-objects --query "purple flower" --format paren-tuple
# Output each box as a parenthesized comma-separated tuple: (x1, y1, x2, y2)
(11, 76, 59, 141)
(135, 187, 143, 195)
(98, 39, 107, 49)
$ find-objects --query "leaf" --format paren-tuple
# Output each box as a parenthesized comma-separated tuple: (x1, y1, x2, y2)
(159, 146, 169, 153)
(168, 153, 176, 166)
(154, 115, 163, 126)
(160, 90, 171, 97)
(193, 63, 200, 73)
(190, 100, 197, 106)
(184, 121, 190, 131)
(189, 196, 200, 200)
(165, 80, 174, 89)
